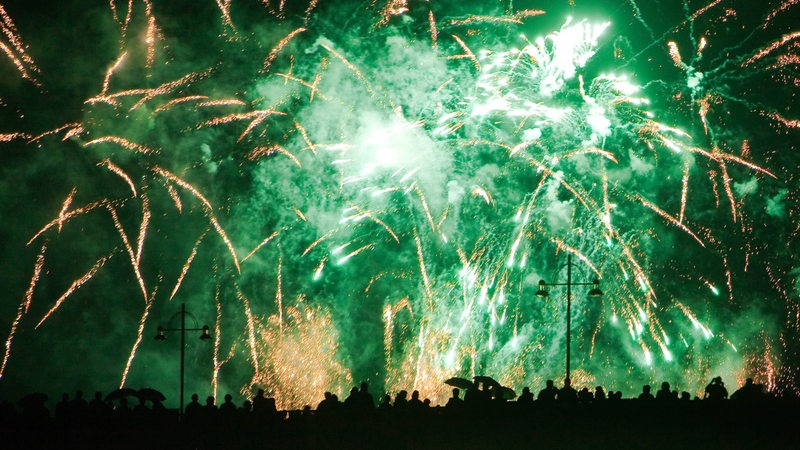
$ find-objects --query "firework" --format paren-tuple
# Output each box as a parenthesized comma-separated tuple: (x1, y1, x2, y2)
(0, 1, 798, 407)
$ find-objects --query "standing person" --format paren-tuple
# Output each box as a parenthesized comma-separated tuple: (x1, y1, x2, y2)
(704, 376, 728, 400)
(537, 380, 558, 402)
(558, 379, 578, 402)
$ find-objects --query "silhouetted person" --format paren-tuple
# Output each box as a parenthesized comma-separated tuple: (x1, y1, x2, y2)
(220, 394, 237, 417)
(89, 391, 111, 422)
(55, 393, 70, 422)
(344, 386, 360, 411)
(358, 382, 375, 410)
(594, 386, 606, 401)
(578, 387, 594, 403)
(378, 394, 393, 409)
(446, 388, 463, 409)
(638, 385, 654, 400)
(202, 395, 218, 423)
(184, 393, 202, 422)
(558, 379, 578, 402)
(317, 391, 335, 414)
(538, 380, 558, 402)
(656, 382, 673, 401)
(408, 390, 425, 411)
(69, 390, 89, 421)
(393, 390, 408, 410)
(680, 391, 692, 401)
(704, 376, 728, 400)
(731, 378, 765, 401)
(463, 383, 481, 406)
(517, 387, 533, 404)
(252, 389, 278, 420)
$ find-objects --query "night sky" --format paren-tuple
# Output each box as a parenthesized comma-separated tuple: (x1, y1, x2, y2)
(1, 0, 798, 409)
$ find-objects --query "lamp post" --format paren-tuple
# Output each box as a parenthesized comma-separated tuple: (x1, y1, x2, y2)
(154, 303, 211, 418)
(536, 253, 603, 385)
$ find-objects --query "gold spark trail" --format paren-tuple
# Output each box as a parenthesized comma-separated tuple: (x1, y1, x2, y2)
(35, 251, 115, 329)
(262, 27, 305, 72)
(107, 204, 149, 301)
(120, 290, 155, 388)
(153, 166, 241, 273)
(0, 243, 46, 379)
(169, 229, 209, 301)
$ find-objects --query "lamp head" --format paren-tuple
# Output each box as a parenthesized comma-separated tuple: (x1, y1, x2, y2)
(200, 325, 212, 341)
(588, 278, 603, 298)
(154, 326, 167, 341)
(535, 280, 549, 298)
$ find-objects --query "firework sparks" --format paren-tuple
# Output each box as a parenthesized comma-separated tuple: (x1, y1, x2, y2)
(1, 0, 798, 407)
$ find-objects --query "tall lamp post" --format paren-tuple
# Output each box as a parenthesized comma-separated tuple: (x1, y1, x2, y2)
(154, 303, 212, 417)
(536, 253, 603, 385)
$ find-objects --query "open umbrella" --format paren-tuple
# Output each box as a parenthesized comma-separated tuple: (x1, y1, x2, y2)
(137, 388, 166, 402)
(501, 386, 517, 400)
(105, 388, 138, 402)
(444, 377, 476, 390)
(472, 375, 501, 389)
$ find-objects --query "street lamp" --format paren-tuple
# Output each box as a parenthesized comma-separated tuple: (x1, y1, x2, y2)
(154, 303, 212, 417)
(536, 253, 602, 385)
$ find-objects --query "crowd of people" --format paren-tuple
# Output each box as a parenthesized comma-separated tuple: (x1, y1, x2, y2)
(0, 376, 795, 449)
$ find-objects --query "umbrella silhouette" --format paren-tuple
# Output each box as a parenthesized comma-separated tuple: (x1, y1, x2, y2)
(472, 375, 501, 389)
(137, 388, 166, 402)
(444, 377, 476, 390)
(105, 388, 138, 402)
(500, 386, 517, 400)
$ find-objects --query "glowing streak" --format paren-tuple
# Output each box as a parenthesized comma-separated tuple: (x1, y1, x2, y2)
(242, 231, 280, 262)
(277, 254, 284, 336)
(0, 132, 29, 142)
(634, 194, 705, 246)
(668, 41, 682, 68)
(262, 27, 305, 72)
(166, 184, 182, 213)
(199, 109, 287, 142)
(101, 52, 128, 96)
(153, 95, 209, 112)
(246, 145, 301, 166)
(428, 10, 438, 47)
(99, 159, 137, 197)
(236, 289, 260, 377)
(765, 112, 800, 129)
(27, 200, 106, 245)
(680, 160, 690, 223)
(0, 4, 40, 84)
(169, 229, 208, 301)
(215, 0, 234, 29)
(107, 204, 148, 301)
(85, 136, 159, 155)
(57, 188, 77, 233)
(294, 120, 317, 154)
(690, 0, 723, 21)
(153, 167, 241, 273)
(136, 196, 150, 265)
(197, 99, 248, 108)
(120, 291, 155, 388)
(35, 252, 114, 329)
(0, 243, 46, 379)
(743, 31, 800, 65)
(449, 35, 480, 70)
(414, 228, 434, 310)
(764, 1, 800, 28)
(320, 43, 380, 99)
(336, 244, 373, 265)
